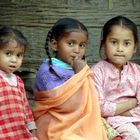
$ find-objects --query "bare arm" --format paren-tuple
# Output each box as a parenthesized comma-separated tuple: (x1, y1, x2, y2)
(115, 98, 137, 115)
(119, 110, 132, 116)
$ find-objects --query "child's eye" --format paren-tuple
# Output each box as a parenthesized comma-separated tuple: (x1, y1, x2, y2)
(17, 53, 24, 58)
(67, 42, 74, 47)
(124, 41, 130, 47)
(111, 40, 117, 45)
(5, 52, 12, 56)
(79, 43, 86, 48)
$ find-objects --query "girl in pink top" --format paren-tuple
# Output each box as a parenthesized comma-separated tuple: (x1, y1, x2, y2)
(91, 16, 140, 140)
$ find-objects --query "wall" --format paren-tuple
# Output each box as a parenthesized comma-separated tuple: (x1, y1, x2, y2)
(0, 0, 140, 70)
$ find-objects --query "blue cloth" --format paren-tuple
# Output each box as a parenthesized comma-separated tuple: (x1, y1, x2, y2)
(35, 58, 74, 91)
(51, 58, 72, 69)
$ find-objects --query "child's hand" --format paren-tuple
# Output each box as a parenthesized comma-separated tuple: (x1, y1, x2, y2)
(72, 56, 87, 73)
(129, 97, 138, 109)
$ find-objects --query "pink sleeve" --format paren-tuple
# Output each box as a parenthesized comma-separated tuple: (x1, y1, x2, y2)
(130, 81, 140, 117)
(91, 65, 116, 117)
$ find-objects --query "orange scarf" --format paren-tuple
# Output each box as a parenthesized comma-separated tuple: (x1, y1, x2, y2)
(33, 65, 108, 140)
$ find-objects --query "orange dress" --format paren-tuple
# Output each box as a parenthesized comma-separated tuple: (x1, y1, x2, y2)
(33, 65, 108, 140)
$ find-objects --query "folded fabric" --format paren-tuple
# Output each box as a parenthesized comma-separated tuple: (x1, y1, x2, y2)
(33, 65, 108, 140)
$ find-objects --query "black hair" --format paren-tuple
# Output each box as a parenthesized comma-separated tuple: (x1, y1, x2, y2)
(99, 15, 139, 57)
(0, 26, 27, 51)
(45, 17, 88, 78)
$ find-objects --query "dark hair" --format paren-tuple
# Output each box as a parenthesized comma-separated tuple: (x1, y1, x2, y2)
(45, 18, 88, 78)
(99, 15, 139, 57)
(0, 26, 27, 51)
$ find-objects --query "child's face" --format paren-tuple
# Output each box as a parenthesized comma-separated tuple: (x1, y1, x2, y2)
(51, 31, 88, 65)
(0, 39, 25, 74)
(103, 25, 136, 70)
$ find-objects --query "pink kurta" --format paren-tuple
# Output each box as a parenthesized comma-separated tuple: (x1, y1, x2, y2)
(91, 60, 140, 128)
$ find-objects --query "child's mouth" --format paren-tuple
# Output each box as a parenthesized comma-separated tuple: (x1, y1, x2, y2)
(9, 65, 16, 70)
(114, 54, 125, 57)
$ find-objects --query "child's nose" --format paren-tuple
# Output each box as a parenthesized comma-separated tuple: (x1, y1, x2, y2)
(117, 44, 123, 51)
(11, 56, 17, 62)
(74, 45, 80, 53)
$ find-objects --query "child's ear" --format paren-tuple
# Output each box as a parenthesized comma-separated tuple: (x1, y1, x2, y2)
(50, 39, 58, 51)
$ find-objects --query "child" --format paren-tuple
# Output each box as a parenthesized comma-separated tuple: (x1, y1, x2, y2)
(91, 15, 140, 139)
(0, 26, 37, 140)
(32, 17, 109, 140)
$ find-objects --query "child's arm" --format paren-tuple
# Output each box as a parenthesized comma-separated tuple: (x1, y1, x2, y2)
(119, 111, 132, 116)
(115, 98, 137, 115)
(22, 85, 37, 132)
(98, 97, 137, 117)
(24, 94, 37, 131)
(125, 81, 140, 118)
